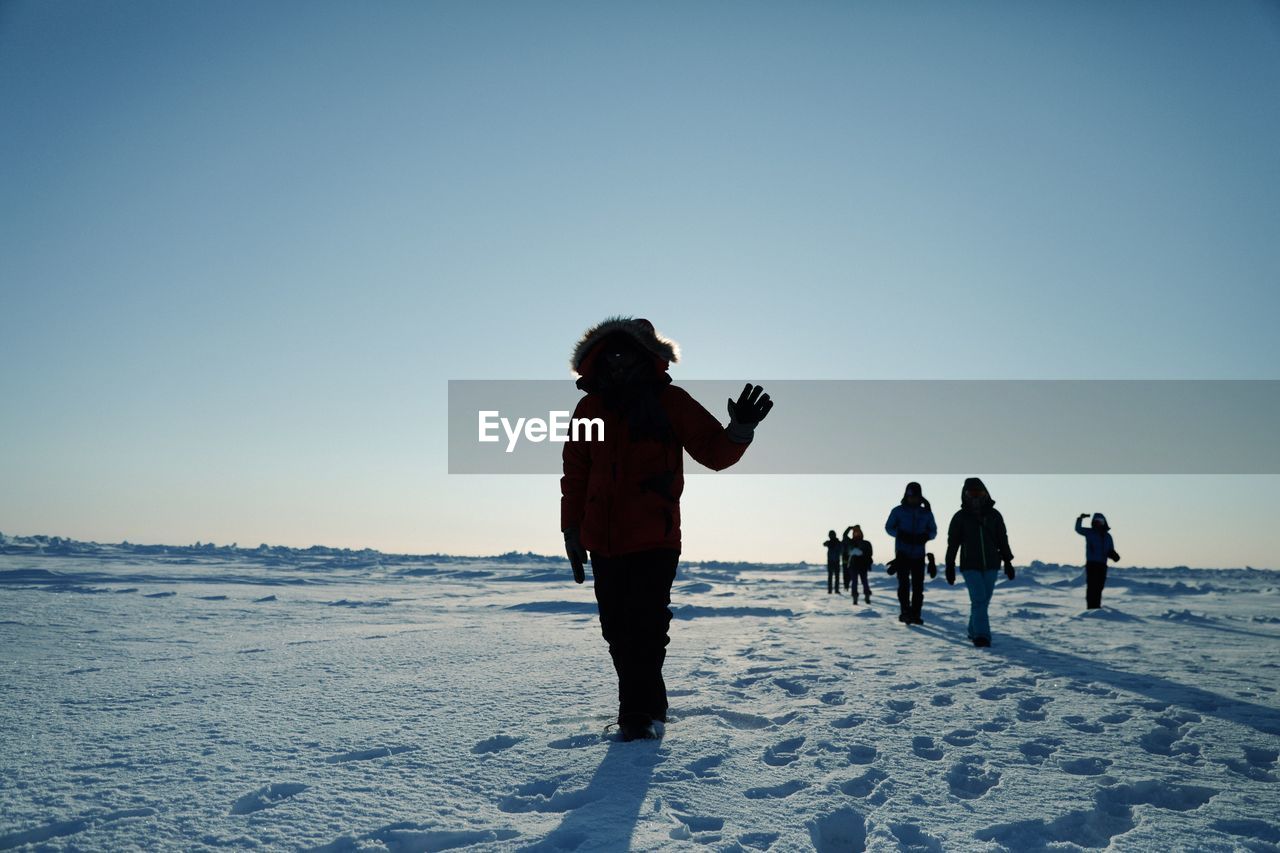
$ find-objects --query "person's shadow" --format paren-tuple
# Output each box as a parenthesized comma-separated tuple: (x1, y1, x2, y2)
(519, 737, 664, 851)
(914, 610, 1280, 736)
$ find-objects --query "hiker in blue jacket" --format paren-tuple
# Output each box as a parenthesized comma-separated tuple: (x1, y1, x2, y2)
(885, 482, 937, 624)
(1076, 512, 1121, 609)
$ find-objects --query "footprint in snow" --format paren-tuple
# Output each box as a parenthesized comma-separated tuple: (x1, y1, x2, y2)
(548, 734, 600, 750)
(911, 736, 944, 761)
(1137, 714, 1201, 758)
(943, 729, 979, 747)
(229, 782, 308, 815)
(1060, 756, 1113, 776)
(498, 775, 603, 814)
(977, 684, 1022, 701)
(1063, 715, 1105, 734)
(888, 821, 944, 852)
(946, 756, 1000, 799)
(840, 767, 888, 798)
(1104, 779, 1217, 811)
(472, 735, 522, 754)
(930, 693, 954, 707)
(846, 744, 878, 765)
(687, 755, 724, 778)
(325, 745, 418, 764)
(774, 677, 811, 697)
(882, 699, 914, 724)
(830, 714, 864, 730)
(763, 736, 806, 766)
(1016, 695, 1052, 721)
(819, 691, 846, 706)
(737, 830, 780, 849)
(744, 779, 808, 799)
(1018, 737, 1063, 765)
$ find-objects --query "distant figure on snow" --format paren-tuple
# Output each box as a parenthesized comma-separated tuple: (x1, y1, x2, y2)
(885, 482, 937, 624)
(945, 477, 1015, 647)
(845, 525, 874, 604)
(824, 530, 842, 594)
(561, 317, 773, 741)
(840, 526, 855, 591)
(1076, 512, 1121, 609)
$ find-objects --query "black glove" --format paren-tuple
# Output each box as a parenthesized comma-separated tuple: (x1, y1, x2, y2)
(945, 564, 956, 586)
(726, 383, 773, 443)
(1108, 549, 1120, 563)
(564, 527, 587, 584)
(886, 559, 897, 576)
(926, 553, 937, 579)
(1004, 560, 1015, 581)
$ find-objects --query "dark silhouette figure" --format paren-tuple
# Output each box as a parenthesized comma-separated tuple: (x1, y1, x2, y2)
(561, 317, 772, 741)
(1077, 512, 1121, 609)
(845, 525, 874, 604)
(840, 526, 854, 590)
(885, 482, 937, 624)
(944, 477, 1015, 647)
(824, 530, 842, 594)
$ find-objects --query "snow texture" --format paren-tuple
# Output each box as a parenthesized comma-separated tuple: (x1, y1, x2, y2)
(1, 537, 1278, 851)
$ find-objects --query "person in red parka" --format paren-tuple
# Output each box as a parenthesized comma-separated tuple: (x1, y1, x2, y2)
(561, 316, 772, 741)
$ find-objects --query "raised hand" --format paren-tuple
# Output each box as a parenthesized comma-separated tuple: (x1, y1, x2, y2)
(727, 383, 773, 426)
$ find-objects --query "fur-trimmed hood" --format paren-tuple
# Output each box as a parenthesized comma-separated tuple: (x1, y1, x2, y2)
(570, 316, 680, 376)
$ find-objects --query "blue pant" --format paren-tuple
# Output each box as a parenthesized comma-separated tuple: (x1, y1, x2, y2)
(962, 569, 999, 640)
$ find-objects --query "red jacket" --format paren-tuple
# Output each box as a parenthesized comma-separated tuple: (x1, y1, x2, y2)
(560, 382, 748, 556)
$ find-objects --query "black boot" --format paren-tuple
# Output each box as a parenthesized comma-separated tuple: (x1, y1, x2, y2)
(618, 712, 659, 741)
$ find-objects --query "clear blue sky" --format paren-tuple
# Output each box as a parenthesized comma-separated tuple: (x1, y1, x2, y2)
(3, 1, 1278, 566)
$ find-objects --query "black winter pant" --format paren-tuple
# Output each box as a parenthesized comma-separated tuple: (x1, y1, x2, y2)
(591, 549, 679, 722)
(828, 561, 841, 594)
(850, 565, 872, 600)
(841, 557, 851, 590)
(1086, 560, 1108, 609)
(895, 556, 925, 617)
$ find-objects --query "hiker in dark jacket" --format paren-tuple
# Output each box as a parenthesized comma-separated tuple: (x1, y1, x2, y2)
(845, 524, 874, 604)
(885, 482, 937, 624)
(840, 526, 855, 591)
(561, 317, 772, 741)
(1076, 512, 1121, 609)
(944, 477, 1015, 647)
(824, 530, 842, 594)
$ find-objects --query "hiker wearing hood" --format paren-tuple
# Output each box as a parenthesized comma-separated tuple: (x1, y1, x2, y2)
(1076, 513, 1121, 609)
(560, 317, 773, 741)
(944, 477, 1015, 647)
(845, 525, 874, 604)
(824, 531, 842, 594)
(885, 482, 937, 624)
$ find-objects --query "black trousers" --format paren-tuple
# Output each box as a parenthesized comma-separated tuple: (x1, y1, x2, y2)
(828, 562, 841, 594)
(591, 549, 679, 722)
(895, 556, 925, 617)
(1086, 560, 1108, 609)
(841, 558, 851, 590)
(850, 565, 872, 599)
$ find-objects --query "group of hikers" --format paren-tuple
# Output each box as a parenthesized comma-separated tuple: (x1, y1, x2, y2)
(558, 316, 1120, 741)
(823, 482, 1122, 644)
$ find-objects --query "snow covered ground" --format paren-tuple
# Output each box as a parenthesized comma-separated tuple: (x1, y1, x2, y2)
(2, 538, 1278, 851)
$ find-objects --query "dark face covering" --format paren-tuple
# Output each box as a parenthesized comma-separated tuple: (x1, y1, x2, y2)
(587, 334, 674, 444)
(964, 490, 987, 512)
